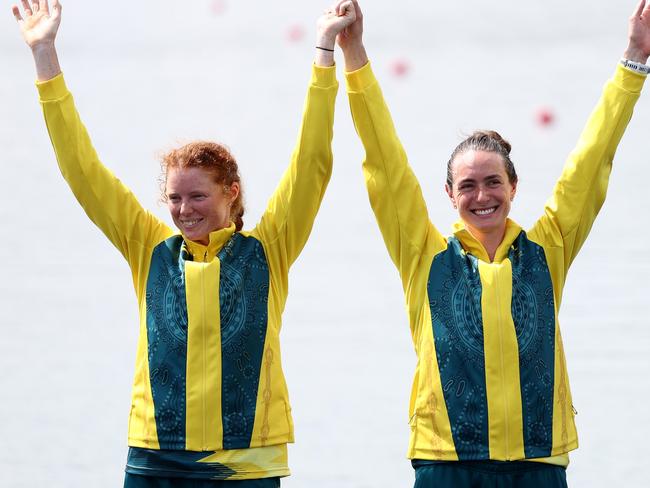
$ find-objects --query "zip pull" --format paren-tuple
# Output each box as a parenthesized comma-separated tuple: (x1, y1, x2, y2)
(572, 404, 578, 416)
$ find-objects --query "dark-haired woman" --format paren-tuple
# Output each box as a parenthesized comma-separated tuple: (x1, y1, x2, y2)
(336, 0, 649, 486)
(12, 0, 356, 486)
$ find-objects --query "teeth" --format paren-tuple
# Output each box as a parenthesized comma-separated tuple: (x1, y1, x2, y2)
(474, 207, 496, 215)
(182, 219, 202, 226)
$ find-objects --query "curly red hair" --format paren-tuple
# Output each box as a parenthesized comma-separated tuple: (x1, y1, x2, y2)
(161, 141, 245, 231)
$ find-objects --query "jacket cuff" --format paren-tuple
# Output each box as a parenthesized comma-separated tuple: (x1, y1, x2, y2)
(36, 73, 69, 102)
(614, 63, 646, 93)
(311, 64, 337, 88)
(345, 61, 375, 93)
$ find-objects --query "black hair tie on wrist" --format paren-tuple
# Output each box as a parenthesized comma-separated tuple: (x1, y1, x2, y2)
(316, 46, 335, 52)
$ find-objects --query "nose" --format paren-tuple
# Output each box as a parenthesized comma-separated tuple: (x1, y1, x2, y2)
(476, 186, 489, 202)
(179, 200, 192, 216)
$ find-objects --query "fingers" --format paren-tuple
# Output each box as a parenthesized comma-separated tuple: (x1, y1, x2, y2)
(11, 4, 24, 22)
(635, 0, 646, 17)
(340, 0, 354, 16)
(38, 0, 49, 15)
(351, 0, 363, 20)
(51, 0, 61, 17)
(20, 0, 32, 16)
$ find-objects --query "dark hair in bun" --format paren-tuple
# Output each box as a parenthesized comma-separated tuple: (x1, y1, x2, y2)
(446, 130, 517, 187)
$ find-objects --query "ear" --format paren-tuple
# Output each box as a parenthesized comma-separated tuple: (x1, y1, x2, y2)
(227, 181, 240, 204)
(510, 179, 518, 201)
(445, 183, 456, 208)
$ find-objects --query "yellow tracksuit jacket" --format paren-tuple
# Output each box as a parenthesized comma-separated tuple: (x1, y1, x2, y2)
(37, 65, 338, 477)
(346, 63, 645, 463)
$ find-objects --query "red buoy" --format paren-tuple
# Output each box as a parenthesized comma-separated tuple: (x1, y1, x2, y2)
(389, 58, 410, 78)
(535, 107, 555, 127)
(210, 0, 227, 16)
(286, 24, 305, 43)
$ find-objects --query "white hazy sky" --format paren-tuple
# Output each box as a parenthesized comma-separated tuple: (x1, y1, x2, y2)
(1, 1, 648, 487)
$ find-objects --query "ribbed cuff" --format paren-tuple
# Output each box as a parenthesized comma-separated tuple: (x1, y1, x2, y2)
(36, 73, 69, 101)
(311, 63, 337, 88)
(344, 61, 374, 93)
(614, 63, 646, 93)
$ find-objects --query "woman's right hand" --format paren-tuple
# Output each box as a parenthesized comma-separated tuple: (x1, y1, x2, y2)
(335, 0, 368, 72)
(12, 0, 62, 50)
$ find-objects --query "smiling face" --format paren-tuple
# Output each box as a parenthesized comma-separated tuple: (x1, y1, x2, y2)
(165, 166, 239, 245)
(445, 149, 517, 242)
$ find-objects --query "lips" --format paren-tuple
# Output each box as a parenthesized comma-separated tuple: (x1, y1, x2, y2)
(181, 218, 204, 229)
(471, 206, 498, 216)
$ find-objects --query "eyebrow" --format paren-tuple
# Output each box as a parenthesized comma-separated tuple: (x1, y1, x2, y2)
(457, 174, 502, 185)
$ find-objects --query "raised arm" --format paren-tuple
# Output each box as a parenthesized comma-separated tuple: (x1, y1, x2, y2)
(13, 0, 171, 263)
(252, 3, 356, 267)
(340, 1, 444, 287)
(531, 0, 649, 271)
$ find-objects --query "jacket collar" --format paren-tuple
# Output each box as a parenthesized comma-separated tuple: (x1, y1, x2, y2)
(184, 222, 236, 262)
(452, 218, 523, 263)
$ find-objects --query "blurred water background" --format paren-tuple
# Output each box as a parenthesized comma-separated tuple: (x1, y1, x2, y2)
(1, 1, 649, 486)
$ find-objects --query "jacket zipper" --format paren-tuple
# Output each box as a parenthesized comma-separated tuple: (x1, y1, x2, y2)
(494, 266, 510, 460)
(201, 250, 208, 449)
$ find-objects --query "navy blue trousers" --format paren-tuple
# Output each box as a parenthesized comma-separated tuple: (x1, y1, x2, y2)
(412, 460, 568, 488)
(124, 473, 281, 488)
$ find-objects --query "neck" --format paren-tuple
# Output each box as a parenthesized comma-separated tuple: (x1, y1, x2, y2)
(467, 225, 506, 262)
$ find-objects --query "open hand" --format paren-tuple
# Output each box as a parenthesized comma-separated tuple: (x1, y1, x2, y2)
(626, 0, 650, 62)
(12, 0, 62, 50)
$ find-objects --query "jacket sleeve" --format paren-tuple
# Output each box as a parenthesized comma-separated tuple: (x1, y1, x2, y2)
(37, 74, 172, 266)
(252, 64, 337, 269)
(346, 62, 446, 288)
(530, 65, 645, 273)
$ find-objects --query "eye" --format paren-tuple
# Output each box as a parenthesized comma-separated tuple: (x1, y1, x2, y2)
(168, 195, 180, 203)
(487, 179, 502, 187)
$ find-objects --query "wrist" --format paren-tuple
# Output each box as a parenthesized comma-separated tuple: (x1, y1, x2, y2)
(31, 41, 56, 56)
(31, 43, 62, 82)
(340, 42, 368, 72)
(620, 58, 650, 76)
(316, 33, 336, 51)
(623, 45, 649, 64)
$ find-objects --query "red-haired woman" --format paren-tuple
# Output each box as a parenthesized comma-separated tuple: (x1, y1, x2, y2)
(337, 0, 649, 487)
(12, 1, 356, 486)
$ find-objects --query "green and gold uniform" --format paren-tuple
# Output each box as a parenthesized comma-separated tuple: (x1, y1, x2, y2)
(346, 62, 645, 467)
(37, 64, 338, 480)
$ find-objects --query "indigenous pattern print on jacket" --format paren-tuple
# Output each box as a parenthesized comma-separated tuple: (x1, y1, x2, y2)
(38, 65, 339, 479)
(346, 62, 645, 465)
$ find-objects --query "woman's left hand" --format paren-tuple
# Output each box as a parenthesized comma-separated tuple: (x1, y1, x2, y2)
(625, 0, 650, 63)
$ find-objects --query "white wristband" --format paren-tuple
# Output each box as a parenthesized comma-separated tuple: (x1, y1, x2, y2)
(620, 58, 650, 76)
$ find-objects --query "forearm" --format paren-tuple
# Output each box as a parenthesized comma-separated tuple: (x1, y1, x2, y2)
(543, 64, 645, 260)
(31, 43, 61, 82)
(314, 32, 336, 67)
(347, 63, 435, 272)
(341, 41, 368, 72)
(38, 75, 168, 258)
(254, 65, 337, 265)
